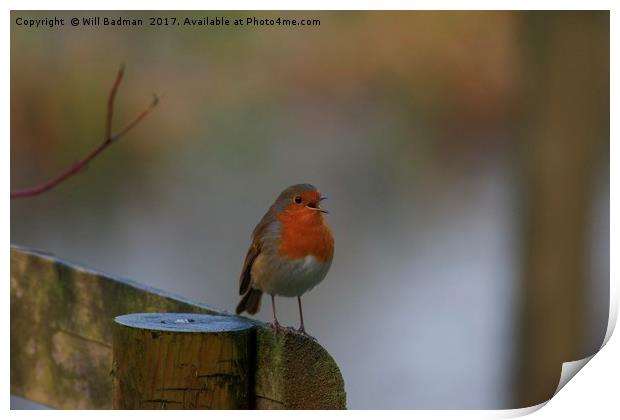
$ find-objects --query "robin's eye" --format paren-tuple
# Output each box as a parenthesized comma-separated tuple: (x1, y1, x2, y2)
(294, 196, 302, 204)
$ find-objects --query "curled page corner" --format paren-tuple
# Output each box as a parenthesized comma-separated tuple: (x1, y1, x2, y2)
(496, 402, 547, 418)
(496, 355, 597, 418)
(602, 292, 618, 348)
(550, 287, 619, 399)
(554, 355, 595, 396)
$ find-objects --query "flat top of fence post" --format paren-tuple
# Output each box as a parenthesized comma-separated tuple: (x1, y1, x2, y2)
(114, 313, 254, 333)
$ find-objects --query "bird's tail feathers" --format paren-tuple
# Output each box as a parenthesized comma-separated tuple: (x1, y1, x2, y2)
(236, 288, 263, 315)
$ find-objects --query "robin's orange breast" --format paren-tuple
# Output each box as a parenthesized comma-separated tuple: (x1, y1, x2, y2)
(277, 210, 334, 263)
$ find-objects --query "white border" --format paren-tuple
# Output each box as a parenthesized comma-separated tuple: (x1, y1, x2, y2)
(4, 2, 617, 419)
(2, 1, 618, 11)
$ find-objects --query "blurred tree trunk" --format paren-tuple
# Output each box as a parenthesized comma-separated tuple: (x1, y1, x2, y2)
(515, 11, 609, 407)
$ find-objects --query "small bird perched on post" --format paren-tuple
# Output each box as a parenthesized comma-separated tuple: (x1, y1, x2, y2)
(236, 184, 334, 334)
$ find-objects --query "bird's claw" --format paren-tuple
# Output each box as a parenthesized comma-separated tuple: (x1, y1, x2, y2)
(297, 327, 316, 340)
(271, 321, 282, 334)
(271, 322, 300, 336)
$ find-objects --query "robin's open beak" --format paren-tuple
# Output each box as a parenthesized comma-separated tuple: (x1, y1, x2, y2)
(307, 200, 329, 214)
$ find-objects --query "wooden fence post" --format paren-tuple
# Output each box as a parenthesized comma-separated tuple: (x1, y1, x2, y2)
(11, 246, 346, 409)
(112, 313, 254, 409)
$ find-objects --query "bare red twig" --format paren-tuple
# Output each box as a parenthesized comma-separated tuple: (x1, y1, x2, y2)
(11, 66, 159, 199)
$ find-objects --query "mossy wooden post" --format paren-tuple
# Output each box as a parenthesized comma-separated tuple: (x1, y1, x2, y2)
(11, 245, 346, 409)
(112, 313, 254, 409)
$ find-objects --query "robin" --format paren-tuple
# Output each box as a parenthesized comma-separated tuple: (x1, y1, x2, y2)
(235, 184, 334, 334)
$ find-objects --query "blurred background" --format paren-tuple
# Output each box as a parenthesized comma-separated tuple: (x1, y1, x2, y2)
(11, 11, 609, 409)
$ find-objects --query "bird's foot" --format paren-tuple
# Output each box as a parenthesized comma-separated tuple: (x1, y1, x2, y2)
(271, 322, 297, 335)
(297, 326, 316, 340)
(271, 321, 282, 334)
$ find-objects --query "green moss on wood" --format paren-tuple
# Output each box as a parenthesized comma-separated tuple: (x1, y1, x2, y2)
(10, 245, 346, 409)
(254, 327, 347, 409)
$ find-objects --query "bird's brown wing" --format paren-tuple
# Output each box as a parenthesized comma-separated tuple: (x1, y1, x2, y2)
(239, 205, 277, 295)
(239, 241, 260, 295)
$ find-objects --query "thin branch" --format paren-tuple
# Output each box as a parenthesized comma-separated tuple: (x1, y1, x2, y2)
(11, 66, 159, 199)
(110, 94, 160, 142)
(105, 64, 125, 142)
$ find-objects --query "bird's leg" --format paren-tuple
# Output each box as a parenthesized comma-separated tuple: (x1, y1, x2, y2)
(297, 296, 308, 335)
(271, 294, 281, 333)
(296, 297, 315, 339)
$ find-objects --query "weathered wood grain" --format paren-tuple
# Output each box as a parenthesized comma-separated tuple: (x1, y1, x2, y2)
(10, 245, 346, 409)
(112, 313, 254, 409)
(254, 328, 347, 409)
